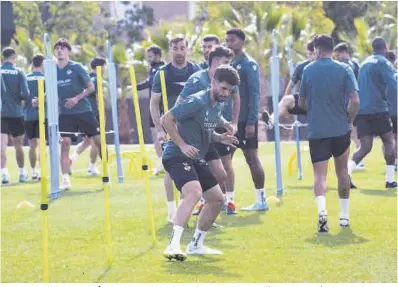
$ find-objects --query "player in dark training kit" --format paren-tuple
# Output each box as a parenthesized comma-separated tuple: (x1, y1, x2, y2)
(178, 46, 240, 215)
(226, 28, 268, 212)
(298, 34, 360, 232)
(150, 35, 201, 223)
(69, 57, 107, 176)
(54, 38, 103, 190)
(199, 35, 220, 70)
(25, 54, 46, 180)
(1, 47, 30, 184)
(137, 45, 165, 175)
(347, 37, 397, 189)
(162, 65, 240, 260)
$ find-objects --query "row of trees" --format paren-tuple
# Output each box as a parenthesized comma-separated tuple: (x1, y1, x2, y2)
(3, 1, 397, 142)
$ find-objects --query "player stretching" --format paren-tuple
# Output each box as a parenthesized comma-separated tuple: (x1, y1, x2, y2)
(162, 65, 240, 260)
(348, 37, 397, 188)
(298, 34, 359, 232)
(1, 47, 30, 184)
(226, 28, 268, 211)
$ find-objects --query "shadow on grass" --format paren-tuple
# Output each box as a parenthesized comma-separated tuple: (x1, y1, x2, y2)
(217, 212, 265, 228)
(286, 185, 338, 192)
(305, 228, 368, 247)
(163, 256, 241, 279)
(360, 188, 397, 197)
(1, 180, 40, 188)
(96, 266, 111, 282)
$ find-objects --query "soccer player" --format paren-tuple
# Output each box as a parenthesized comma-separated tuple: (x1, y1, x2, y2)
(225, 28, 268, 211)
(150, 35, 201, 223)
(69, 57, 107, 176)
(386, 50, 397, 68)
(199, 34, 220, 69)
(348, 37, 397, 188)
(298, 34, 360, 232)
(162, 65, 240, 260)
(1, 47, 30, 184)
(385, 50, 397, 169)
(264, 39, 315, 126)
(137, 45, 165, 175)
(54, 38, 103, 190)
(178, 45, 240, 215)
(24, 54, 46, 180)
(333, 42, 365, 170)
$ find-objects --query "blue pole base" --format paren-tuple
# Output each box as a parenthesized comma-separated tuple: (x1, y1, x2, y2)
(49, 190, 63, 201)
(118, 177, 124, 184)
(276, 189, 284, 198)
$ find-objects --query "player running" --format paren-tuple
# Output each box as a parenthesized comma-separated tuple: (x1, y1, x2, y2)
(298, 34, 360, 232)
(162, 65, 240, 260)
(1, 47, 30, 184)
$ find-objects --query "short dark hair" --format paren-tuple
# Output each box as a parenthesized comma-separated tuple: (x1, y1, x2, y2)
(226, 28, 246, 41)
(372, 37, 387, 53)
(54, 38, 72, 51)
(147, 44, 162, 56)
(213, 64, 240, 86)
(333, 42, 350, 53)
(314, 34, 334, 53)
(208, 46, 234, 66)
(32, 54, 45, 68)
(307, 39, 315, 52)
(169, 34, 188, 47)
(90, 57, 106, 70)
(2, 47, 16, 59)
(203, 34, 220, 44)
(386, 50, 397, 63)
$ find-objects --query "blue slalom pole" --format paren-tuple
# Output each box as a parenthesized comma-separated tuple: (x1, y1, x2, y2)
(106, 40, 124, 183)
(43, 33, 61, 199)
(270, 30, 284, 197)
(286, 39, 303, 180)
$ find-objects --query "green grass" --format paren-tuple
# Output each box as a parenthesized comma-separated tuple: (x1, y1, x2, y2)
(1, 142, 397, 283)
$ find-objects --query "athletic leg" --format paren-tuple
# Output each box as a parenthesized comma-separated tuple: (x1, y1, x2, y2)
(13, 135, 27, 182)
(1, 133, 9, 183)
(60, 137, 72, 190)
(380, 131, 396, 187)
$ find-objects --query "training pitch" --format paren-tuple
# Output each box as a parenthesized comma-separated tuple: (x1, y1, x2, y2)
(1, 142, 397, 283)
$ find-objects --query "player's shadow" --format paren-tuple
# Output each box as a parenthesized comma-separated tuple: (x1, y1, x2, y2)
(1, 180, 39, 188)
(305, 228, 368, 247)
(217, 212, 265, 228)
(61, 188, 104, 197)
(163, 257, 241, 279)
(96, 266, 111, 282)
(360, 188, 397, 197)
(286, 185, 338, 192)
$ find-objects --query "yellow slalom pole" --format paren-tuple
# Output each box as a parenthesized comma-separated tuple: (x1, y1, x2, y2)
(129, 66, 157, 245)
(96, 66, 113, 267)
(38, 79, 49, 282)
(159, 71, 180, 206)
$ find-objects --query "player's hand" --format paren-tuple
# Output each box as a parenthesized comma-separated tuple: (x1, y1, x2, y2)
(180, 143, 199, 158)
(64, 97, 79, 109)
(157, 130, 166, 143)
(32, 97, 39, 108)
(245, 124, 255, 138)
(219, 134, 239, 148)
(224, 122, 237, 135)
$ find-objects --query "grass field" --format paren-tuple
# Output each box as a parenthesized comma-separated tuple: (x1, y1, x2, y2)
(1, 141, 397, 283)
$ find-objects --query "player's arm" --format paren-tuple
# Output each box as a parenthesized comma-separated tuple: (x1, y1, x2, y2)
(211, 131, 239, 147)
(176, 76, 197, 103)
(136, 77, 150, 91)
(285, 64, 301, 96)
(380, 61, 398, 100)
(298, 72, 308, 111)
(65, 65, 95, 109)
(246, 62, 261, 137)
(150, 70, 166, 141)
(284, 80, 296, 96)
(19, 71, 30, 101)
(231, 88, 240, 127)
(345, 67, 360, 124)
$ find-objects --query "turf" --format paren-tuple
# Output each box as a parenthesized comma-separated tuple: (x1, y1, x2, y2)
(1, 141, 397, 283)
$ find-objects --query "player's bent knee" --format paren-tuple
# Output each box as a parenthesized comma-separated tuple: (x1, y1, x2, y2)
(181, 181, 202, 202)
(203, 185, 224, 205)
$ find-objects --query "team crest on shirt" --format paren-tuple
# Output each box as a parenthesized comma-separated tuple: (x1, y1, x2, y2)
(205, 110, 209, 121)
(67, 69, 72, 75)
(183, 162, 191, 171)
(242, 140, 247, 145)
(236, 64, 241, 70)
(252, 65, 257, 71)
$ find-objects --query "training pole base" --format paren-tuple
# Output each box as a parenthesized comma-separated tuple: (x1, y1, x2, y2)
(49, 190, 63, 200)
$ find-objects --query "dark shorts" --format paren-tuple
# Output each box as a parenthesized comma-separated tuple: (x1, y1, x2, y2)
(355, 113, 392, 139)
(163, 157, 218, 192)
(235, 121, 258, 150)
(204, 143, 220, 162)
(1, 117, 24, 137)
(391, 116, 397, 134)
(59, 112, 100, 139)
(24, 120, 48, 140)
(213, 127, 234, 157)
(288, 94, 307, 115)
(309, 132, 351, 163)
